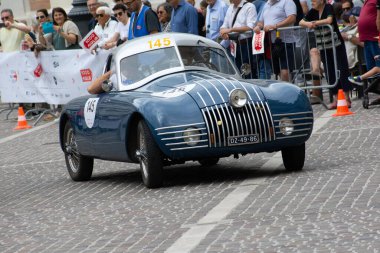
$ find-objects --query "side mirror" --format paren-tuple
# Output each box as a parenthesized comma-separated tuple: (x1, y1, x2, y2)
(240, 63, 251, 77)
(101, 80, 113, 92)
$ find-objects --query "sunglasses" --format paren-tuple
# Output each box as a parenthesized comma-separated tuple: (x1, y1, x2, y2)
(342, 7, 351, 11)
(36, 15, 46, 20)
(114, 12, 124, 17)
(1, 16, 10, 21)
(96, 14, 104, 18)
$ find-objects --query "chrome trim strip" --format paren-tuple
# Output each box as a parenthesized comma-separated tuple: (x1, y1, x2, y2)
(236, 111, 244, 135)
(201, 109, 212, 147)
(170, 145, 209, 151)
(276, 133, 309, 139)
(157, 128, 207, 135)
(273, 117, 314, 122)
(264, 102, 276, 141)
(247, 102, 261, 142)
(215, 104, 226, 146)
(196, 72, 230, 95)
(260, 101, 271, 141)
(166, 139, 208, 146)
(228, 105, 240, 136)
(274, 122, 313, 128)
(275, 128, 312, 134)
(197, 91, 208, 107)
(156, 122, 204, 131)
(193, 79, 216, 104)
(162, 133, 207, 141)
(191, 73, 225, 102)
(272, 111, 313, 116)
(209, 105, 221, 147)
(244, 103, 254, 135)
(257, 101, 267, 142)
(204, 107, 217, 147)
(222, 102, 234, 137)
(219, 103, 229, 146)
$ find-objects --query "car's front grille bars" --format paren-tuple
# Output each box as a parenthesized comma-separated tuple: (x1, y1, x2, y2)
(201, 101, 275, 147)
(272, 111, 314, 139)
(156, 123, 209, 151)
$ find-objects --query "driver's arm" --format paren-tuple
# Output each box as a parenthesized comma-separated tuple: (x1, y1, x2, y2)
(87, 70, 112, 94)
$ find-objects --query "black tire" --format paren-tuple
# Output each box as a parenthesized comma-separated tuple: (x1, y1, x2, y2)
(63, 121, 93, 181)
(281, 143, 305, 171)
(137, 120, 163, 188)
(198, 158, 219, 166)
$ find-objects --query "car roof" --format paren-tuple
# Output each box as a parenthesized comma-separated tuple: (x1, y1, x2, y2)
(113, 32, 224, 61)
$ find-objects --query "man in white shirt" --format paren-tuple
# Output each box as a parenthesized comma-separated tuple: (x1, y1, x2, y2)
(220, 0, 257, 78)
(206, 0, 228, 41)
(103, 4, 130, 49)
(94, 6, 118, 48)
(254, 0, 297, 82)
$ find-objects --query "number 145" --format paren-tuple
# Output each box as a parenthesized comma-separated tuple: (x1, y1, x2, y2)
(148, 38, 171, 49)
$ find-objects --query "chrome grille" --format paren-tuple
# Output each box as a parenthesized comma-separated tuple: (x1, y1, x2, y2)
(201, 101, 275, 147)
(156, 123, 209, 151)
(272, 111, 313, 139)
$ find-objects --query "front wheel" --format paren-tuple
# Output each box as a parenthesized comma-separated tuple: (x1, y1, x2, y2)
(281, 143, 305, 171)
(136, 120, 163, 188)
(63, 121, 93, 181)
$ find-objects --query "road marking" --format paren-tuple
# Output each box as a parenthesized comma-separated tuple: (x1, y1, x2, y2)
(0, 120, 57, 144)
(165, 110, 334, 253)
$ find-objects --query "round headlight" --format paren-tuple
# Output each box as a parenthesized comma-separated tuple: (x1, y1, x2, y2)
(279, 118, 294, 136)
(183, 127, 201, 146)
(229, 89, 248, 108)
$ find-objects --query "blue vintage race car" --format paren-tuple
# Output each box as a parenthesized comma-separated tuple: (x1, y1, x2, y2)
(59, 33, 313, 188)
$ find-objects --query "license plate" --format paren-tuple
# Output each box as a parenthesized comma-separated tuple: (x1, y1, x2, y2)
(227, 134, 259, 146)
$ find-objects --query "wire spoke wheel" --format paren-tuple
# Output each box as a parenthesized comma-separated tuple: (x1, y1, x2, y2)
(136, 120, 163, 188)
(63, 122, 94, 181)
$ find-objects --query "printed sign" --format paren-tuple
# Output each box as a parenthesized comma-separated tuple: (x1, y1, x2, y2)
(80, 30, 101, 51)
(80, 69, 93, 82)
(252, 31, 265, 55)
(84, 98, 99, 128)
(33, 63, 43, 77)
(230, 41, 237, 58)
(146, 37, 175, 51)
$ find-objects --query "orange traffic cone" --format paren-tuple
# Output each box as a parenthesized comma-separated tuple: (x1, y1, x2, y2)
(14, 107, 32, 130)
(332, 89, 354, 117)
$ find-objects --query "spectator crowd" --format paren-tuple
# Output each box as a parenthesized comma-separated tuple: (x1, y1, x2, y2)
(1, 0, 380, 108)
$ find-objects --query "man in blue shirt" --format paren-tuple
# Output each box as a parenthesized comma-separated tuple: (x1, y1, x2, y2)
(206, 0, 228, 41)
(169, 0, 198, 35)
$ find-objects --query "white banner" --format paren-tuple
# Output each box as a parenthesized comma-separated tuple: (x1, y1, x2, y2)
(0, 50, 109, 104)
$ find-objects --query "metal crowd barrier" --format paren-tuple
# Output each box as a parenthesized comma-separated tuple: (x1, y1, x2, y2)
(226, 25, 340, 106)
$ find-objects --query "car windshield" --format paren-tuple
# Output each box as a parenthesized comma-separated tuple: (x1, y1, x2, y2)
(119, 47, 181, 85)
(178, 46, 236, 75)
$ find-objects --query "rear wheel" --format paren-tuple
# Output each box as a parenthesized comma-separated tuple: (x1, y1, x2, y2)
(198, 158, 219, 166)
(136, 120, 163, 188)
(281, 143, 305, 171)
(63, 121, 93, 181)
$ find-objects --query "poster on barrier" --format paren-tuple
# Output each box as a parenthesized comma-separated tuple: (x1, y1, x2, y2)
(252, 31, 265, 55)
(0, 50, 109, 104)
(80, 30, 101, 51)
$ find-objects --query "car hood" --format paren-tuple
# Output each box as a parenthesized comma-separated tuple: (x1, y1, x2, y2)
(149, 71, 269, 108)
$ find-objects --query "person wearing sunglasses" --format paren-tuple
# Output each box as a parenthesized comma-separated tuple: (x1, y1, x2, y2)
(157, 3, 173, 32)
(103, 4, 130, 49)
(94, 6, 118, 49)
(0, 9, 31, 52)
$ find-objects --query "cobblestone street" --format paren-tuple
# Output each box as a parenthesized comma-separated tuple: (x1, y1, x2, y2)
(0, 99, 379, 253)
